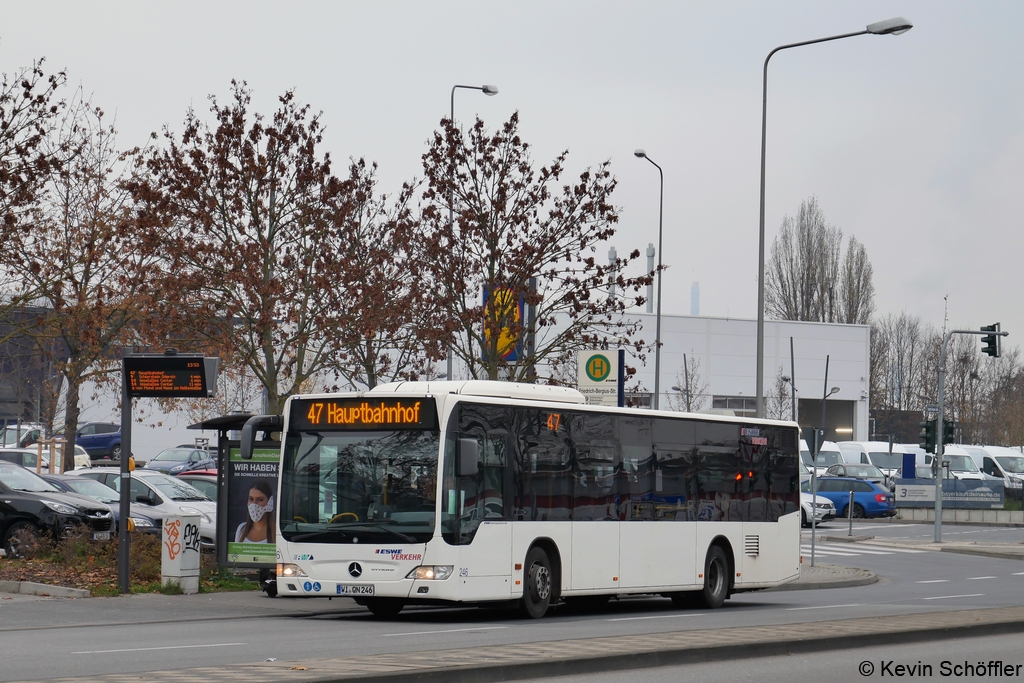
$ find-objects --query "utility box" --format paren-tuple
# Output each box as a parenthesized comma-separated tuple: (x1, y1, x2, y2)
(161, 514, 201, 594)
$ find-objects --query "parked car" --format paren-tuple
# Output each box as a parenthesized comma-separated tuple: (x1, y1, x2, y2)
(940, 445, 987, 481)
(0, 423, 45, 448)
(799, 491, 836, 527)
(837, 441, 909, 480)
(76, 422, 122, 461)
(963, 445, 1024, 489)
(78, 469, 215, 547)
(799, 458, 811, 486)
(913, 465, 953, 480)
(0, 446, 92, 472)
(175, 470, 218, 502)
(0, 463, 114, 557)
(144, 447, 216, 475)
(799, 439, 844, 476)
(823, 463, 890, 490)
(38, 473, 158, 534)
(806, 477, 896, 519)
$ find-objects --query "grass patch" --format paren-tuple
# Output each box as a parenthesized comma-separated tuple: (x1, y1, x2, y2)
(0, 527, 257, 595)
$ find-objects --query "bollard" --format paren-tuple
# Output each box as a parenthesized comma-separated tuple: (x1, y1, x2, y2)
(161, 515, 201, 594)
(848, 491, 855, 536)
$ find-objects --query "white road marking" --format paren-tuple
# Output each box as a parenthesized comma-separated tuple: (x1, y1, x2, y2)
(817, 545, 894, 555)
(966, 576, 997, 580)
(1013, 572, 1024, 576)
(921, 593, 985, 600)
(74, 643, 246, 655)
(383, 626, 507, 637)
(786, 603, 864, 611)
(857, 545, 927, 553)
(607, 613, 706, 622)
(916, 579, 949, 584)
(801, 546, 860, 556)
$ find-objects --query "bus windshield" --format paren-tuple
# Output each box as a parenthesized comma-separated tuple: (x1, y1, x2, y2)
(280, 429, 440, 544)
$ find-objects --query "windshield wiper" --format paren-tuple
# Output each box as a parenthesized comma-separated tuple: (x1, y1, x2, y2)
(290, 530, 352, 542)
(346, 523, 418, 543)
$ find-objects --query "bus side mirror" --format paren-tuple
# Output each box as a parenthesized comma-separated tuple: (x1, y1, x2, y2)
(456, 439, 479, 478)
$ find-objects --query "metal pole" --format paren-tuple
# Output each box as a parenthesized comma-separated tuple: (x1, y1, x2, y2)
(683, 353, 690, 412)
(118, 355, 132, 594)
(756, 30, 869, 418)
(820, 355, 831, 435)
(789, 336, 796, 422)
(638, 156, 665, 410)
(810, 430, 817, 567)
(848, 490, 855, 536)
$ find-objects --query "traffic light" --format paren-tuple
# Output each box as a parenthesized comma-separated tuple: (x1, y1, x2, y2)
(981, 323, 1001, 358)
(919, 420, 937, 454)
(942, 419, 957, 445)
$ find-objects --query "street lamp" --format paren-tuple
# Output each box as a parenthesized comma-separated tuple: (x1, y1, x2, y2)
(446, 84, 499, 381)
(781, 375, 797, 422)
(755, 17, 913, 418)
(635, 149, 664, 410)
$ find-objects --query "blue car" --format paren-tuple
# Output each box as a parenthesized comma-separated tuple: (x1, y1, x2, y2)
(802, 477, 896, 519)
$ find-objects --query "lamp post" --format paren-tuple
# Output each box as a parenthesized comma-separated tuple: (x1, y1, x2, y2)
(446, 84, 499, 381)
(755, 17, 913, 418)
(635, 149, 664, 410)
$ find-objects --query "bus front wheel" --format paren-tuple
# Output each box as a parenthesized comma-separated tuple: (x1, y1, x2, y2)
(697, 545, 729, 609)
(364, 598, 405, 619)
(519, 547, 553, 619)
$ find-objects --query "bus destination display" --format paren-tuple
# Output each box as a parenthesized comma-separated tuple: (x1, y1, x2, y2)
(291, 397, 437, 431)
(124, 356, 208, 398)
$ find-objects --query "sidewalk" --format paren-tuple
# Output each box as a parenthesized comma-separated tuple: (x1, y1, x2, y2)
(12, 605, 1024, 683)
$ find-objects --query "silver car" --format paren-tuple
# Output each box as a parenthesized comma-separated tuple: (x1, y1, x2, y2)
(800, 490, 836, 527)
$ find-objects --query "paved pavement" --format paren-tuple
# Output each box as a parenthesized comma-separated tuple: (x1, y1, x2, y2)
(6, 530, 1024, 683)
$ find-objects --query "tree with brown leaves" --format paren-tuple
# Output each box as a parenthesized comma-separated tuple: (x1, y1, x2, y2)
(132, 83, 404, 412)
(420, 113, 651, 383)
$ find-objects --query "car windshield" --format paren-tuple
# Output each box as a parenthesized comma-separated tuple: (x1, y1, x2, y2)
(0, 465, 59, 492)
(280, 428, 440, 544)
(996, 457, 1024, 474)
(65, 478, 119, 504)
(142, 474, 209, 501)
(947, 455, 979, 473)
(800, 450, 842, 467)
(152, 449, 195, 462)
(844, 464, 885, 478)
(869, 451, 903, 469)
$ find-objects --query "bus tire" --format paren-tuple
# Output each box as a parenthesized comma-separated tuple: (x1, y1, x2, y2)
(697, 545, 729, 609)
(519, 547, 553, 619)
(364, 598, 405, 619)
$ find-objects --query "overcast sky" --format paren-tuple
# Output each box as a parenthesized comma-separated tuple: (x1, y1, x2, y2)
(3, 2, 1021, 450)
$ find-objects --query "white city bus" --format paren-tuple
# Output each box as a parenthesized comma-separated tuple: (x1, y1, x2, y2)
(252, 380, 801, 618)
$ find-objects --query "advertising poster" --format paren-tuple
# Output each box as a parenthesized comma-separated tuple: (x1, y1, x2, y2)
(895, 478, 1004, 509)
(227, 447, 280, 565)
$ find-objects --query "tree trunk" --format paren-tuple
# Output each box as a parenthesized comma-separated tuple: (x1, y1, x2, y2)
(62, 375, 82, 472)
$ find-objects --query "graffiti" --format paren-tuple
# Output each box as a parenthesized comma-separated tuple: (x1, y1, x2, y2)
(183, 523, 201, 553)
(164, 519, 182, 560)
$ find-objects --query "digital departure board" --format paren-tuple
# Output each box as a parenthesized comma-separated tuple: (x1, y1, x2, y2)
(290, 397, 438, 431)
(124, 355, 210, 398)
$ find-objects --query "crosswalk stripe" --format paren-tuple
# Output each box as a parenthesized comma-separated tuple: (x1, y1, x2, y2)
(857, 544, 927, 554)
(801, 546, 861, 557)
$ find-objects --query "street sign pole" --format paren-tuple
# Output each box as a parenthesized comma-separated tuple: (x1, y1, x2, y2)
(117, 353, 132, 594)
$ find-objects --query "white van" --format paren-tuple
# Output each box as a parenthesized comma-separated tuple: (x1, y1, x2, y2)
(963, 445, 1024, 489)
(837, 441, 909, 479)
(939, 445, 986, 481)
(799, 439, 844, 477)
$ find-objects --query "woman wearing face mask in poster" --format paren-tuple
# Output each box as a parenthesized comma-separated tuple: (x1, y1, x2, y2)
(236, 479, 276, 543)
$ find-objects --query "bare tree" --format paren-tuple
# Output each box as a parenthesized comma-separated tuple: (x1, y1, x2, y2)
(765, 197, 874, 326)
(667, 353, 709, 413)
(764, 367, 793, 422)
(871, 312, 932, 412)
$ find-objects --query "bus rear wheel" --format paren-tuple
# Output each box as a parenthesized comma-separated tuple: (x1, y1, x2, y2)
(519, 547, 553, 619)
(364, 598, 405, 619)
(697, 545, 729, 609)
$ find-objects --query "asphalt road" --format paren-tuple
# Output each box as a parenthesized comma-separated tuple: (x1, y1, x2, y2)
(523, 631, 1024, 683)
(3, 522, 1024, 681)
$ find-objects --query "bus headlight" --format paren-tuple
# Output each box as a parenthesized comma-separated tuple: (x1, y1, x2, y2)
(406, 566, 454, 580)
(277, 563, 308, 578)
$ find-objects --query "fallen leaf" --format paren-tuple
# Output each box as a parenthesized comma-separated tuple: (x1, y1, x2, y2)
(289, 666, 308, 671)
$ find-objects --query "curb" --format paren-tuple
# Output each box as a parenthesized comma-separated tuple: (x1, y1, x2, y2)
(939, 547, 1024, 561)
(0, 581, 90, 599)
(767, 571, 877, 591)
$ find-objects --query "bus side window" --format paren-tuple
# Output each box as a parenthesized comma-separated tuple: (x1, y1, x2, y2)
(513, 408, 572, 522)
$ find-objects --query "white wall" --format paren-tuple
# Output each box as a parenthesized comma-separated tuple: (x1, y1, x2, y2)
(626, 313, 870, 438)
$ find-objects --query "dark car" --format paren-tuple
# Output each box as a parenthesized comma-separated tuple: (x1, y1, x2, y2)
(144, 448, 216, 475)
(175, 470, 218, 502)
(77, 422, 122, 461)
(0, 463, 113, 556)
(803, 477, 896, 519)
(39, 473, 159, 534)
